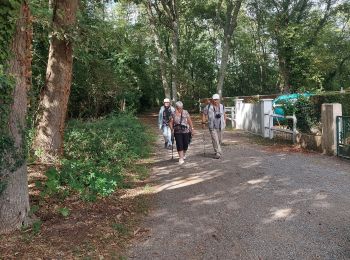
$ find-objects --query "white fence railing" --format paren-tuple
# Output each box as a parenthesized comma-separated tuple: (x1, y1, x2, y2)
(265, 113, 297, 143)
(225, 106, 235, 128)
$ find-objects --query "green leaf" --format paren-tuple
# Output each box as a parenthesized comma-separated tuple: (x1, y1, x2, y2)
(58, 207, 70, 217)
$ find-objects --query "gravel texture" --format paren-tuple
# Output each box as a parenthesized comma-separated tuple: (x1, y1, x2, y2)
(127, 124, 350, 260)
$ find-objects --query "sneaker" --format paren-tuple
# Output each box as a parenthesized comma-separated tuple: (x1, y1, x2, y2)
(178, 158, 185, 165)
(167, 144, 172, 150)
(213, 153, 221, 159)
(164, 142, 168, 148)
(183, 155, 187, 160)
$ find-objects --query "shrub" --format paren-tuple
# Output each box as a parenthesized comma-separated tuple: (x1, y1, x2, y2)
(310, 93, 350, 118)
(280, 92, 350, 133)
(280, 95, 318, 133)
(40, 113, 154, 200)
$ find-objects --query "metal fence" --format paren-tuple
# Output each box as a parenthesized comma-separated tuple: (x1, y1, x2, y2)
(336, 116, 350, 159)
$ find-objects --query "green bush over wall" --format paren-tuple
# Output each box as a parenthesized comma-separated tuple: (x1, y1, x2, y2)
(311, 93, 350, 118)
(280, 95, 318, 133)
(278, 92, 350, 133)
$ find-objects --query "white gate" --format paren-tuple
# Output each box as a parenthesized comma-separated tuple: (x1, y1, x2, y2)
(265, 112, 297, 143)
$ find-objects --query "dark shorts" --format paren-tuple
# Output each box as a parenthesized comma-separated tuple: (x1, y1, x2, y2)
(174, 133, 190, 151)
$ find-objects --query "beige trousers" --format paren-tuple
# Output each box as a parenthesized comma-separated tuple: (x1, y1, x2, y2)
(209, 129, 223, 155)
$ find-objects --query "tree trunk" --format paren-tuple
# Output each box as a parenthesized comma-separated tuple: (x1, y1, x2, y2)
(0, 1, 32, 234)
(275, 29, 291, 93)
(277, 51, 291, 93)
(216, 0, 242, 98)
(216, 35, 230, 98)
(159, 0, 179, 102)
(145, 0, 171, 98)
(33, 0, 78, 162)
(171, 18, 179, 102)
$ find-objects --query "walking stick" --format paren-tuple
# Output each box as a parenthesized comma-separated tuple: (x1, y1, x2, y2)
(202, 130, 206, 156)
(171, 132, 174, 159)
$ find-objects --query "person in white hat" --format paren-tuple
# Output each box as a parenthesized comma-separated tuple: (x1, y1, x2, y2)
(201, 94, 226, 159)
(158, 98, 175, 149)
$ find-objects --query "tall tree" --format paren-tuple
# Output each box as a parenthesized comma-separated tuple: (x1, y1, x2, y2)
(259, 0, 338, 93)
(145, 0, 171, 98)
(163, 0, 180, 102)
(33, 0, 78, 162)
(216, 0, 243, 98)
(0, 0, 32, 233)
(151, 0, 180, 101)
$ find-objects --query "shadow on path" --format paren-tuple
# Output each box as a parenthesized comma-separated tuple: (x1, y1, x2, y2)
(128, 113, 350, 260)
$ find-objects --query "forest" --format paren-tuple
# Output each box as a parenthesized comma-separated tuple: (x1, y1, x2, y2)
(0, 0, 349, 256)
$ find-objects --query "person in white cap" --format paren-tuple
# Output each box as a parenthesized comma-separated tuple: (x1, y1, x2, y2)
(201, 94, 226, 159)
(158, 98, 175, 149)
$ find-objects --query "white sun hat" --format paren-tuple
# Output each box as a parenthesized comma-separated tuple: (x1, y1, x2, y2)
(163, 98, 170, 103)
(212, 94, 220, 100)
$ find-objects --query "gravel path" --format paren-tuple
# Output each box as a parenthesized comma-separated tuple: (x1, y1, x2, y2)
(128, 115, 350, 260)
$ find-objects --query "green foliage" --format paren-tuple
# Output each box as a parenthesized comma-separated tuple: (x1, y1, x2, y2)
(280, 92, 350, 133)
(0, 0, 21, 64)
(132, 164, 150, 181)
(311, 93, 350, 117)
(0, 0, 20, 136)
(42, 167, 60, 195)
(58, 207, 70, 217)
(40, 113, 153, 200)
(0, 135, 14, 172)
(32, 220, 42, 235)
(20, 219, 42, 242)
(67, 1, 163, 118)
(29, 204, 40, 216)
(281, 95, 318, 133)
(112, 222, 129, 236)
(0, 66, 15, 129)
(0, 0, 24, 193)
(25, 0, 350, 122)
(28, 0, 51, 129)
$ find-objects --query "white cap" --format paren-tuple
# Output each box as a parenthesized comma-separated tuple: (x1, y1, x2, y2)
(163, 98, 170, 103)
(212, 94, 220, 100)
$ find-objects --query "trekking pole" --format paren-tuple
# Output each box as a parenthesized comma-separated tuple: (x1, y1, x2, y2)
(202, 130, 206, 156)
(171, 133, 174, 160)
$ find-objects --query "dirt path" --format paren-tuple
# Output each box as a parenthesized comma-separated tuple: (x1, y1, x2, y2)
(128, 113, 350, 260)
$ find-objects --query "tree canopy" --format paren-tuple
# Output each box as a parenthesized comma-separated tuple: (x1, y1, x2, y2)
(28, 0, 350, 115)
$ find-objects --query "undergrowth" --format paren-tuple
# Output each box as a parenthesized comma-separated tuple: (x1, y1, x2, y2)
(38, 113, 154, 201)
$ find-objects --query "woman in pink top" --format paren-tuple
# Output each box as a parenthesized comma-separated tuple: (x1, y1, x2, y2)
(169, 101, 194, 165)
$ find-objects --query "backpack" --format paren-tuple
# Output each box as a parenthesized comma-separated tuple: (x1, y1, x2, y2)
(163, 106, 172, 124)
